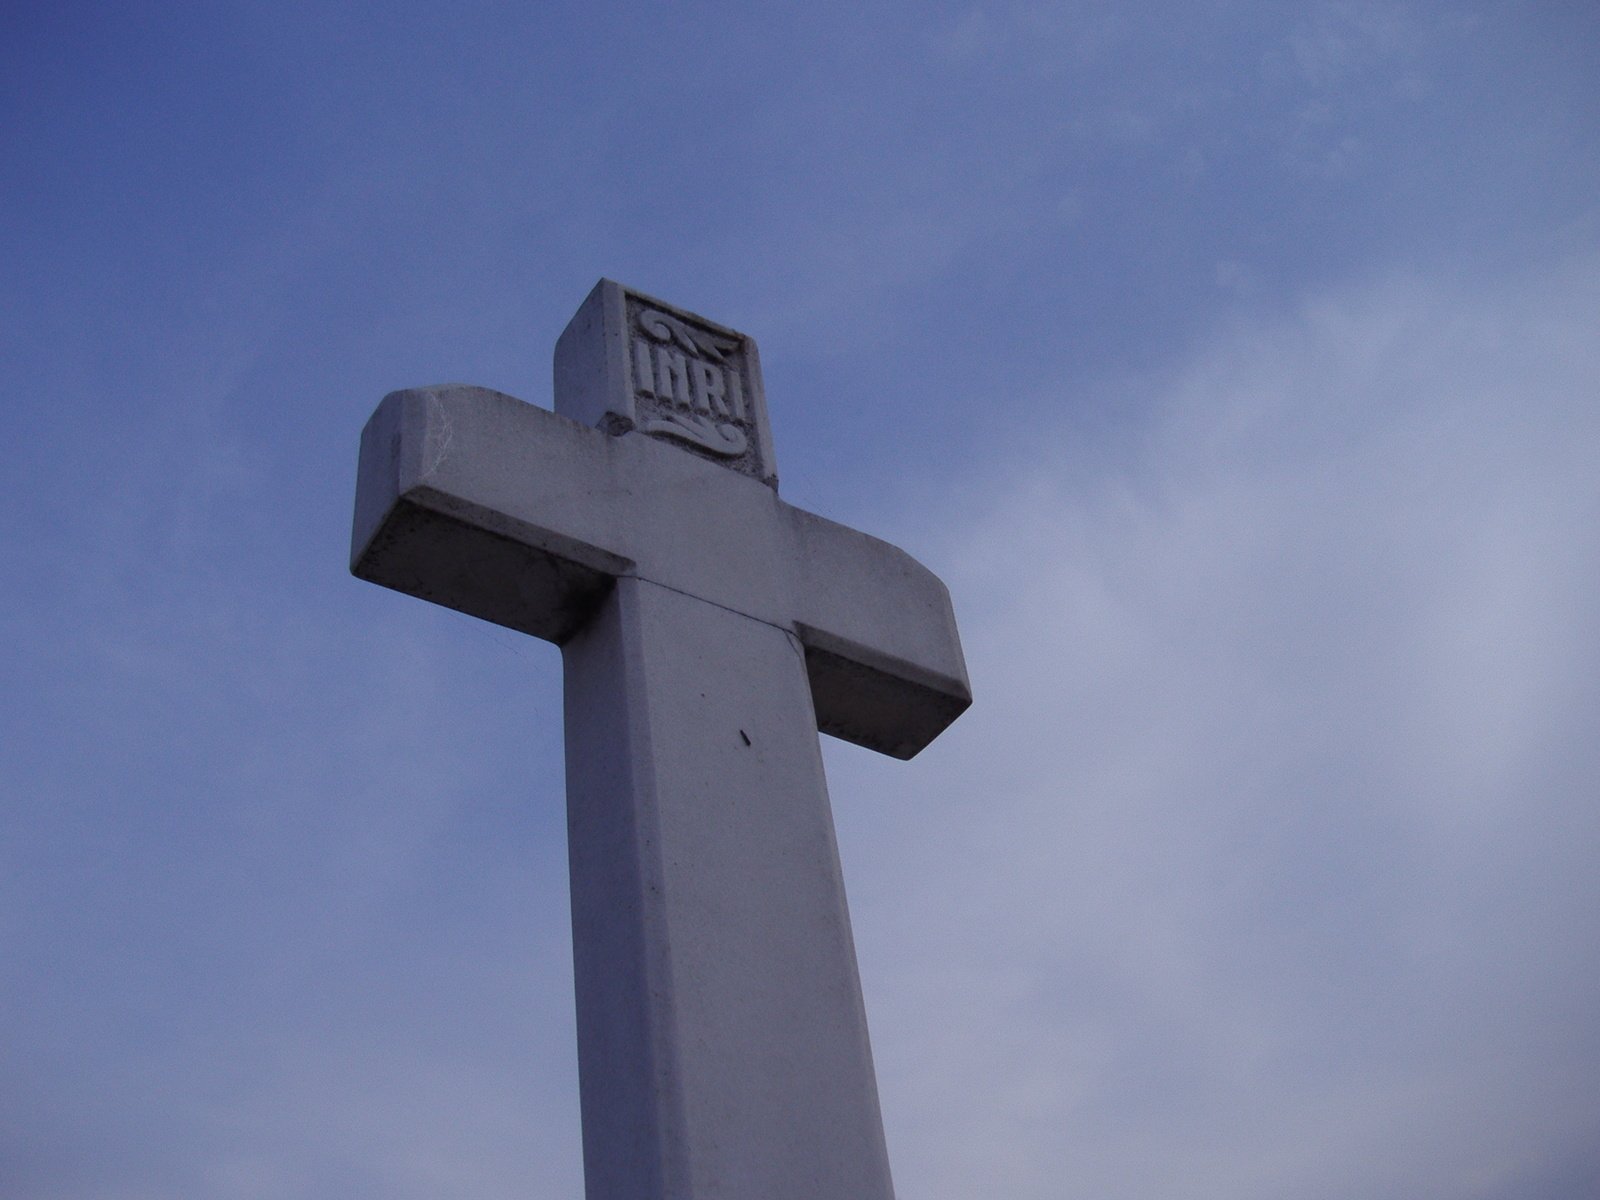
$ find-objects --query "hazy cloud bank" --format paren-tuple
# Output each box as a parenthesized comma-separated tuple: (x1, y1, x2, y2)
(835, 255, 1600, 1200)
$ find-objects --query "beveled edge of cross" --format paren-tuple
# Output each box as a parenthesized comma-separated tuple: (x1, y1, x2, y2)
(556, 279, 780, 489)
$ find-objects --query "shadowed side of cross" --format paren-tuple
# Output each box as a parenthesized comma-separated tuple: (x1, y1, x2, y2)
(350, 280, 970, 1200)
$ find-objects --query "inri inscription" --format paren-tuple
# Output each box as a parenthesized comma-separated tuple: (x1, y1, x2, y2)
(629, 301, 749, 455)
(554, 280, 778, 487)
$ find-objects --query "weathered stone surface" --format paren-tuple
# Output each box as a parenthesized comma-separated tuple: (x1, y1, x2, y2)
(350, 283, 971, 1200)
(565, 577, 894, 1199)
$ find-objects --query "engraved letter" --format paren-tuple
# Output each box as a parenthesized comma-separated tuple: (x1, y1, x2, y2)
(692, 361, 729, 418)
(655, 348, 691, 411)
(633, 338, 656, 399)
(725, 367, 747, 422)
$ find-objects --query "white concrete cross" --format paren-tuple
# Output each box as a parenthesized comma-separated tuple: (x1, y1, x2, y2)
(350, 280, 971, 1200)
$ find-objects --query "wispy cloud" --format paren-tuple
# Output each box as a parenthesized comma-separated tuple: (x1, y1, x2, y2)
(833, 253, 1600, 1199)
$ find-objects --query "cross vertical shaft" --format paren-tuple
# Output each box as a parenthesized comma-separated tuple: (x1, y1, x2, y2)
(565, 578, 892, 1198)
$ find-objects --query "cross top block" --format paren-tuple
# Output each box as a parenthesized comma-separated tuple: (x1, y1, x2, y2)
(556, 280, 779, 488)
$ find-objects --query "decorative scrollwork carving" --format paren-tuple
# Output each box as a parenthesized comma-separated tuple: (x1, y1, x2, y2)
(640, 412, 748, 457)
(635, 308, 738, 363)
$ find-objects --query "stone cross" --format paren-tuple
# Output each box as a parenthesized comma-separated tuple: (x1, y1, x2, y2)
(350, 281, 971, 1199)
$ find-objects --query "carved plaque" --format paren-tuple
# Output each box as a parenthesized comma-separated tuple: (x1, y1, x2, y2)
(554, 281, 778, 488)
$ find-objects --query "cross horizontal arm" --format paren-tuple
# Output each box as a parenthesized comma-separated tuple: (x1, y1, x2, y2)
(351, 384, 632, 643)
(351, 384, 971, 757)
(787, 508, 972, 758)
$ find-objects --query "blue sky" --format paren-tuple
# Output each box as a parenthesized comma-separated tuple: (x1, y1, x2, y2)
(3, 3, 1598, 1197)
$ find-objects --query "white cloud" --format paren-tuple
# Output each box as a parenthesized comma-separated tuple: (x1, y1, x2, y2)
(831, 252, 1600, 1199)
